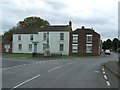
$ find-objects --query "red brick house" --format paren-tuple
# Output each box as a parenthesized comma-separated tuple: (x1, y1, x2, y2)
(70, 26, 101, 56)
(2, 36, 12, 53)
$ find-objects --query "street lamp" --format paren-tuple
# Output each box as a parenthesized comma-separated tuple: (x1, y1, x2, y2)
(44, 32, 50, 57)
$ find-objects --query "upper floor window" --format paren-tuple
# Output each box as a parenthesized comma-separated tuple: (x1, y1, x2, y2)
(18, 44, 22, 50)
(60, 44, 64, 51)
(18, 35, 21, 40)
(60, 33, 64, 40)
(86, 34, 92, 43)
(30, 35, 33, 41)
(43, 33, 47, 40)
(73, 34, 78, 43)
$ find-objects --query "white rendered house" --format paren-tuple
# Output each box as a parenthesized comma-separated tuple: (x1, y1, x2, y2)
(13, 24, 72, 55)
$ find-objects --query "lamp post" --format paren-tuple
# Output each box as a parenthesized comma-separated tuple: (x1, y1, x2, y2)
(44, 32, 50, 57)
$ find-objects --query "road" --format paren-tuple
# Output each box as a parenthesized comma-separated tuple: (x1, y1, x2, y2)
(2, 52, 119, 89)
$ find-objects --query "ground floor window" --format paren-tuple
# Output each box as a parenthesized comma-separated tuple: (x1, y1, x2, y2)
(43, 43, 46, 50)
(86, 44, 92, 53)
(29, 44, 32, 51)
(60, 44, 64, 51)
(72, 44, 78, 53)
(18, 44, 22, 50)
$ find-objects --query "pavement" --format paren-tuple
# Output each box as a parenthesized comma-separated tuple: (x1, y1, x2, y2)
(103, 60, 120, 78)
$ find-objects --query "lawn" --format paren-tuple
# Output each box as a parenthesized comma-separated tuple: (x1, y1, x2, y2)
(2, 53, 32, 58)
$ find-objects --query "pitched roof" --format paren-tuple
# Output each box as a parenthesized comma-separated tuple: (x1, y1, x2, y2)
(14, 27, 38, 34)
(13, 25, 72, 34)
(38, 25, 72, 32)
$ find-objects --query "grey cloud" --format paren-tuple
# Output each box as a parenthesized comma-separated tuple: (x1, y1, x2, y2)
(45, 1, 67, 10)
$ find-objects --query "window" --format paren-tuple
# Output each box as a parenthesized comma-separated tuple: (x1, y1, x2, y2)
(86, 35, 92, 43)
(43, 33, 47, 40)
(30, 35, 33, 41)
(73, 34, 78, 43)
(29, 44, 32, 51)
(43, 43, 46, 50)
(60, 33, 64, 40)
(72, 44, 78, 53)
(60, 44, 64, 51)
(18, 35, 21, 40)
(86, 44, 92, 53)
(18, 44, 22, 50)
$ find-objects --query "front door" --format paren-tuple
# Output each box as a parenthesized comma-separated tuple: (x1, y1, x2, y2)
(34, 44, 37, 53)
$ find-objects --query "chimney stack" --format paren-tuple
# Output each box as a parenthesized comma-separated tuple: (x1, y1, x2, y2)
(82, 26, 84, 29)
(69, 21, 72, 27)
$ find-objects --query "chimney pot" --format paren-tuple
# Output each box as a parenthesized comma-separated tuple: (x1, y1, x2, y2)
(82, 26, 84, 29)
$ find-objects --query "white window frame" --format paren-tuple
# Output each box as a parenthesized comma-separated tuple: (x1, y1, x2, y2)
(30, 35, 33, 41)
(86, 44, 92, 53)
(73, 34, 78, 43)
(60, 44, 64, 51)
(18, 35, 21, 41)
(43, 33, 47, 40)
(29, 44, 32, 51)
(18, 44, 22, 50)
(43, 43, 46, 50)
(72, 44, 78, 53)
(86, 34, 92, 43)
(60, 33, 64, 40)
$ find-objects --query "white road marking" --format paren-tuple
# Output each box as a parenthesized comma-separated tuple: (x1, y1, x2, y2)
(104, 75, 107, 80)
(106, 81, 110, 86)
(102, 68, 104, 71)
(48, 67, 58, 72)
(103, 71, 105, 74)
(94, 71, 99, 73)
(65, 62, 75, 65)
(48, 66, 62, 72)
(3, 62, 39, 70)
(102, 67, 111, 87)
(57, 66, 62, 68)
(10, 74, 41, 90)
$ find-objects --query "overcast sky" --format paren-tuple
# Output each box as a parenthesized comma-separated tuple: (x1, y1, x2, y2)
(1, 0, 119, 41)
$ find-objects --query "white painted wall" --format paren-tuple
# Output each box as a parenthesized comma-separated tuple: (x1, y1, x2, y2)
(13, 34, 38, 53)
(13, 31, 70, 55)
(38, 31, 70, 55)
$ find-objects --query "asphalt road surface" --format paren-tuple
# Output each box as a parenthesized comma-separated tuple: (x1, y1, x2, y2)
(2, 52, 119, 89)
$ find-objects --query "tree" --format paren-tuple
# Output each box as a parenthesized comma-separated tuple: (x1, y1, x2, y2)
(3, 27, 17, 41)
(102, 39, 112, 51)
(3, 16, 50, 42)
(112, 38, 119, 51)
(17, 16, 49, 28)
(102, 41, 106, 51)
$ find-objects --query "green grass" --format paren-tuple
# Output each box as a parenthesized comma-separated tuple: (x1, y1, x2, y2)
(2, 53, 32, 58)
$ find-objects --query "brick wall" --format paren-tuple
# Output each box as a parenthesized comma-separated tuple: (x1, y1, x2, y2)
(71, 27, 101, 56)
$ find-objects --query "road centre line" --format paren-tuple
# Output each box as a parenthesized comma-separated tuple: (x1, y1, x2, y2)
(3, 59, 62, 70)
(2, 62, 38, 70)
(10, 74, 41, 90)
(48, 66, 62, 72)
(65, 62, 76, 65)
